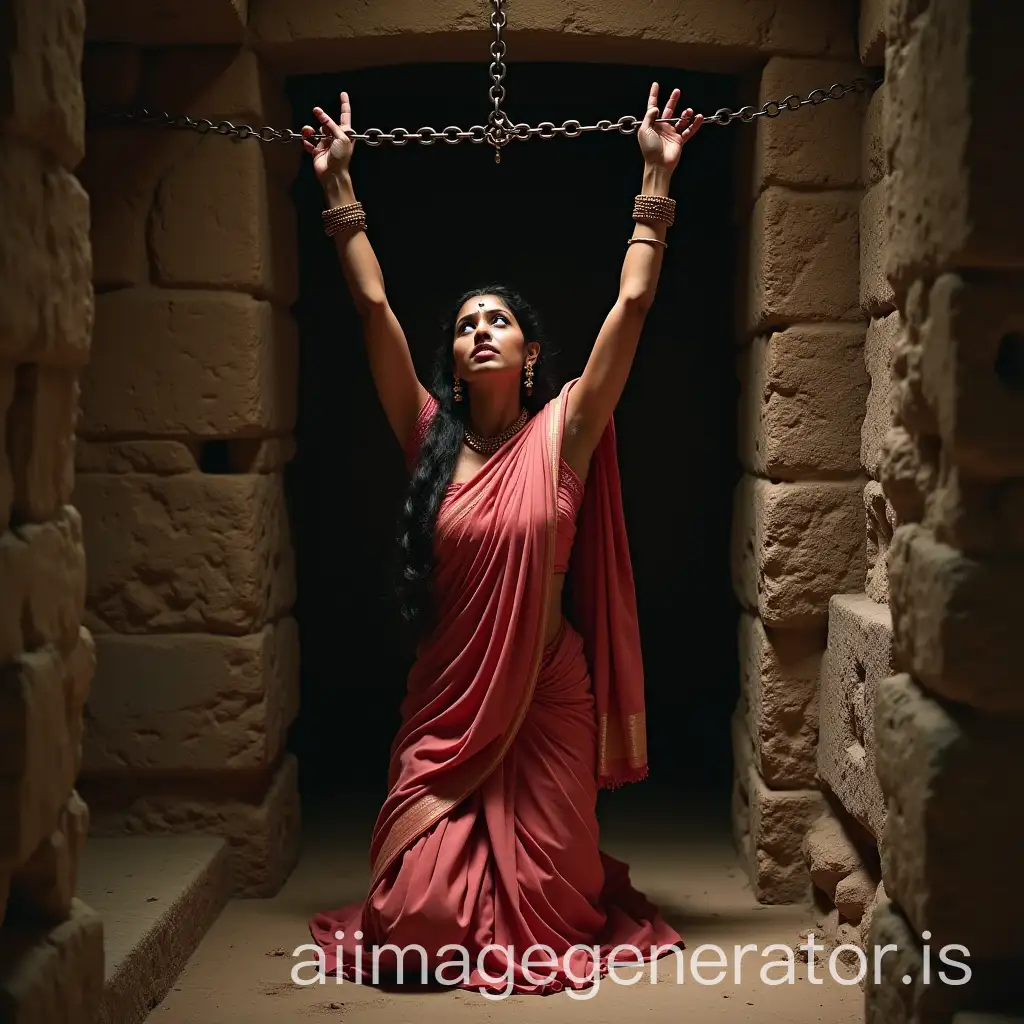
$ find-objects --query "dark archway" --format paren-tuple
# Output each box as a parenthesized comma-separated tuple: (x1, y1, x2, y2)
(286, 61, 740, 811)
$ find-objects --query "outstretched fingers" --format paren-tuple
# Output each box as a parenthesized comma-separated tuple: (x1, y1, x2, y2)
(313, 105, 344, 139)
(661, 87, 681, 121)
(339, 90, 352, 129)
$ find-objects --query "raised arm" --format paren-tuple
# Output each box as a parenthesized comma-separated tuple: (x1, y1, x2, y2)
(303, 93, 428, 450)
(562, 84, 702, 469)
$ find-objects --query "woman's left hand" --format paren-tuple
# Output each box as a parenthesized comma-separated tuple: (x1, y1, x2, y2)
(637, 82, 703, 173)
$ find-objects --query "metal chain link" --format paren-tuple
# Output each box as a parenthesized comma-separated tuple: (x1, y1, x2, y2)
(93, 0, 879, 160)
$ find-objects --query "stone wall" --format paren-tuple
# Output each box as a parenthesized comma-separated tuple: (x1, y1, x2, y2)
(729, 49, 872, 903)
(74, 39, 301, 897)
(0, 0, 106, 1019)
(866, 1, 1024, 1020)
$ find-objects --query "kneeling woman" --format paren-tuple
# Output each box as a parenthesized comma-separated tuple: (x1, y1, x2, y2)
(302, 84, 702, 996)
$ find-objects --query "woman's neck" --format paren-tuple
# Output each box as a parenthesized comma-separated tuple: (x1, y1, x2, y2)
(466, 388, 524, 438)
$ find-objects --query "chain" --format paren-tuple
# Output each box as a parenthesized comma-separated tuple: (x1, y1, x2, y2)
(92, 0, 879, 160)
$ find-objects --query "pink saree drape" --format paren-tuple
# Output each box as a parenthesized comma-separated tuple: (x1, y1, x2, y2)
(309, 381, 681, 994)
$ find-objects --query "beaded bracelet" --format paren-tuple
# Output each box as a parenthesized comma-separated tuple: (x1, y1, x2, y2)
(322, 201, 367, 237)
(632, 194, 676, 227)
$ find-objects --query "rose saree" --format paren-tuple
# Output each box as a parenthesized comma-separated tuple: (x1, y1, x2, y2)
(309, 380, 681, 994)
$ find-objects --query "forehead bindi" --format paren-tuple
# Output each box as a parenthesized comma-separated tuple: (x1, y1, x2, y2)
(458, 298, 512, 323)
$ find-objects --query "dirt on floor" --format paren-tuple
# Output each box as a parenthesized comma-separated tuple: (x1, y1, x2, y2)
(149, 789, 863, 1023)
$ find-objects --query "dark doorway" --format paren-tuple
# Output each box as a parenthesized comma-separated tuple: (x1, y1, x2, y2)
(286, 61, 740, 811)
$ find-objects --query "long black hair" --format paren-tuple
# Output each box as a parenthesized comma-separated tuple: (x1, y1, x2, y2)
(395, 285, 558, 635)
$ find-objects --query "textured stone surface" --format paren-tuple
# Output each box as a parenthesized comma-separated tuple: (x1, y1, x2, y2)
(818, 593, 891, 840)
(737, 612, 822, 789)
(879, 423, 937, 526)
(89, 754, 301, 897)
(918, 273, 1024, 480)
(861, 178, 895, 317)
(86, 0, 247, 44)
(0, 0, 86, 168)
(738, 325, 868, 480)
(83, 621, 300, 773)
(74, 440, 199, 476)
(7, 367, 78, 525)
(875, 673, 1024, 956)
(250, 0, 856, 71)
(81, 290, 298, 439)
(0, 631, 93, 866)
(745, 765, 823, 904)
(0, 508, 87, 661)
(834, 866, 876, 926)
(0, 899, 104, 1024)
(861, 311, 900, 478)
(8, 791, 89, 925)
(923, 468, 1024, 557)
(78, 836, 230, 1024)
(888, 524, 1024, 712)
(0, 143, 92, 366)
(745, 187, 861, 333)
(859, 0, 887, 66)
(74, 472, 295, 636)
(804, 810, 861, 902)
(752, 57, 868, 195)
(862, 79, 886, 186)
(885, 3, 1024, 291)
(864, 480, 897, 603)
(150, 143, 298, 303)
(731, 476, 866, 629)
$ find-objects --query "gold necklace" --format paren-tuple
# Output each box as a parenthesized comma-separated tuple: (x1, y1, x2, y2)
(464, 408, 529, 455)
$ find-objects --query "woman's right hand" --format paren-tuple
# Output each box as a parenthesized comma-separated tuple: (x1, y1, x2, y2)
(302, 91, 355, 187)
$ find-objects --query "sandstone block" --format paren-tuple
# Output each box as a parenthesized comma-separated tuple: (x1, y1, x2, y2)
(0, 508, 87, 662)
(918, 273, 1024, 480)
(731, 709, 754, 873)
(862, 311, 900, 478)
(859, 0, 887, 66)
(864, 481, 896, 603)
(738, 325, 868, 480)
(150, 140, 298, 303)
(0, 899, 104, 1024)
(889, 524, 1024, 712)
(746, 765, 823, 903)
(77, 127, 196, 290)
(86, 0, 246, 44)
(0, 0, 86, 168)
(89, 753, 300, 897)
(804, 811, 861, 902)
(84, 620, 299, 773)
(250, 0, 855, 73)
(731, 476, 866, 629)
(81, 290, 298, 439)
(861, 80, 886, 186)
(752, 58, 868, 196)
(834, 867, 876, 926)
(924, 469, 1024, 557)
(75, 472, 295, 635)
(74, 440, 198, 475)
(860, 179, 895, 317)
(885, 4, 1024, 293)
(0, 144, 92, 366)
(745, 187, 861, 333)
(875, 673, 1024, 956)
(818, 593, 891, 839)
(8, 791, 89, 925)
(7, 366, 77, 525)
(82, 44, 141, 105)
(0, 365, 14, 533)
(0, 645, 83, 866)
(738, 612, 822, 789)
(879, 424, 937, 525)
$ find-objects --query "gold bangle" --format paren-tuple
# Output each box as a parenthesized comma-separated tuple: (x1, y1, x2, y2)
(627, 237, 667, 249)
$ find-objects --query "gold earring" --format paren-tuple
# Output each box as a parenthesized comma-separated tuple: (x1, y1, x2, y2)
(524, 362, 534, 395)
(453, 375, 463, 402)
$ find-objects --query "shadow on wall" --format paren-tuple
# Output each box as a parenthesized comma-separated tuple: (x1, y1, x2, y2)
(285, 62, 741, 804)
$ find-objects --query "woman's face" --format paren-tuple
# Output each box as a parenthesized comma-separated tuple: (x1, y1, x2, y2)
(452, 294, 538, 386)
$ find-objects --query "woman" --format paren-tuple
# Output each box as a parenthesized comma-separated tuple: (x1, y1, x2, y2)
(302, 84, 703, 996)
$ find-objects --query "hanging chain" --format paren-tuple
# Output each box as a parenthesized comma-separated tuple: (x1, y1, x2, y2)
(92, 0, 879, 156)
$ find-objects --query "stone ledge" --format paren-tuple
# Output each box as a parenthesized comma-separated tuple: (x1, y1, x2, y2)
(77, 836, 230, 1024)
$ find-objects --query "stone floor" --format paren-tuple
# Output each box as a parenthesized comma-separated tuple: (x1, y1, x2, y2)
(95, 788, 863, 1023)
